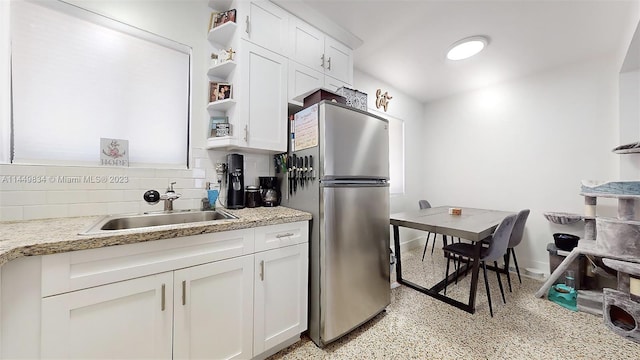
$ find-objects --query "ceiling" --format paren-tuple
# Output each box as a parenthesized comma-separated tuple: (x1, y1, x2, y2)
(277, 0, 640, 103)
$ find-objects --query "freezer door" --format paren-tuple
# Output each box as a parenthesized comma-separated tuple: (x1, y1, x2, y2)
(320, 184, 390, 344)
(320, 102, 389, 179)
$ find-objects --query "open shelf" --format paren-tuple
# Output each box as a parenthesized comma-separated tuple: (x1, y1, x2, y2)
(207, 21, 237, 48)
(207, 60, 236, 79)
(206, 136, 237, 149)
(208, 0, 233, 11)
(207, 99, 236, 112)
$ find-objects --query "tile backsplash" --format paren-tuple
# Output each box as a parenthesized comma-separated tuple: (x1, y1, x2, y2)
(0, 148, 273, 221)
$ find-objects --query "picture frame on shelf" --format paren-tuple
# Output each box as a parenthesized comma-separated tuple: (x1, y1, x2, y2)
(215, 123, 231, 137)
(216, 83, 232, 101)
(209, 82, 219, 103)
(212, 9, 236, 29)
(209, 116, 229, 138)
(208, 12, 219, 32)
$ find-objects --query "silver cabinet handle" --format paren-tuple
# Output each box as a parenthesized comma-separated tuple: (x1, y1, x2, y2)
(161, 284, 166, 311)
(245, 15, 250, 35)
(327, 56, 331, 70)
(182, 280, 186, 306)
(320, 54, 325, 69)
(244, 125, 248, 142)
(260, 260, 265, 281)
(276, 232, 294, 238)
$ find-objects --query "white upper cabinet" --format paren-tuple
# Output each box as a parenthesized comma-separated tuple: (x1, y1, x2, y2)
(289, 17, 353, 85)
(237, 40, 288, 152)
(289, 18, 325, 73)
(238, 0, 289, 56)
(288, 60, 349, 106)
(324, 36, 353, 83)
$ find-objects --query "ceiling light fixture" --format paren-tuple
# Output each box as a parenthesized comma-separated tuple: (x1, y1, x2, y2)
(446, 36, 489, 61)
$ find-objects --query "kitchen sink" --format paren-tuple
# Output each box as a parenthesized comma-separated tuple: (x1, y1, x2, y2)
(79, 209, 238, 234)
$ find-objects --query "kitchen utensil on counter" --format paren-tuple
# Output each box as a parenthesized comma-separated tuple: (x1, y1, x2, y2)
(222, 153, 245, 209)
(245, 185, 262, 208)
(259, 176, 281, 207)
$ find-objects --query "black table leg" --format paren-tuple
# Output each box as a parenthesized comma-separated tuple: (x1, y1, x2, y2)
(394, 228, 476, 314)
(393, 225, 403, 283)
(467, 240, 482, 310)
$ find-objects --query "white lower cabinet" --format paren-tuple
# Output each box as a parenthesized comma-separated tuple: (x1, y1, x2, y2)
(254, 243, 308, 355)
(41, 272, 174, 359)
(173, 255, 254, 360)
(34, 221, 309, 360)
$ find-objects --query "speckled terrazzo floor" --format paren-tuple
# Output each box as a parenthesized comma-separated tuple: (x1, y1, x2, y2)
(268, 245, 640, 359)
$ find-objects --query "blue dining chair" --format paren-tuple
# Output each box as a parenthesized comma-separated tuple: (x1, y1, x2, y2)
(443, 213, 517, 317)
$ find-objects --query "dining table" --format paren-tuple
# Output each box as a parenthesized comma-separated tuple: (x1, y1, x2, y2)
(390, 206, 515, 313)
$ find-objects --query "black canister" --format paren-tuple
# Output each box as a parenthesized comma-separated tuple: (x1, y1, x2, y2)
(245, 185, 262, 208)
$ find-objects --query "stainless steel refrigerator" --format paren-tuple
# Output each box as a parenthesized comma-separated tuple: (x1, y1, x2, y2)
(282, 100, 390, 347)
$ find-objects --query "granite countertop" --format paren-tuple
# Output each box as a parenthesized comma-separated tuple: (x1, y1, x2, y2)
(0, 207, 311, 267)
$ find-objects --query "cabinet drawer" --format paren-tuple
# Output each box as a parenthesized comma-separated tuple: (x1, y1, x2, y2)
(41, 228, 254, 297)
(254, 221, 308, 252)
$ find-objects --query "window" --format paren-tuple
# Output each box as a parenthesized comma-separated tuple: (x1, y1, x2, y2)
(6, 0, 191, 168)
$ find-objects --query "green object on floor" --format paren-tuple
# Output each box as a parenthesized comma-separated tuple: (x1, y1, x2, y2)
(548, 284, 577, 311)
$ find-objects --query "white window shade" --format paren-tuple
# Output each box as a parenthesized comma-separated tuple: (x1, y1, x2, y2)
(11, 1, 190, 167)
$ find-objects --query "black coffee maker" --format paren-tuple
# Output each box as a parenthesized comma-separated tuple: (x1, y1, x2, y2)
(259, 176, 281, 207)
(224, 153, 245, 209)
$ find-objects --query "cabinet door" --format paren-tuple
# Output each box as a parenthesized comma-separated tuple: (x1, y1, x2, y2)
(288, 60, 324, 105)
(173, 255, 254, 360)
(239, 41, 288, 151)
(324, 75, 351, 94)
(41, 272, 173, 359)
(240, 0, 289, 55)
(324, 36, 353, 85)
(289, 18, 324, 73)
(253, 243, 309, 356)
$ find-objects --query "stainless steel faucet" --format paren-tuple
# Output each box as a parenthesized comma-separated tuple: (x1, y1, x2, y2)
(160, 181, 181, 211)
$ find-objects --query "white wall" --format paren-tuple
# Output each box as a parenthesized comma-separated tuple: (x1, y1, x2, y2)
(619, 70, 640, 180)
(421, 56, 621, 274)
(0, 0, 272, 221)
(353, 69, 426, 252)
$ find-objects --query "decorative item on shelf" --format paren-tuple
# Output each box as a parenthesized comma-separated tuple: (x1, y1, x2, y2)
(335, 86, 368, 111)
(215, 123, 231, 137)
(100, 138, 129, 167)
(375, 89, 393, 112)
(210, 9, 236, 30)
(543, 211, 584, 225)
(209, 116, 228, 138)
(223, 47, 235, 62)
(209, 82, 232, 103)
(208, 11, 219, 32)
(216, 83, 232, 100)
(210, 53, 219, 67)
(209, 81, 219, 103)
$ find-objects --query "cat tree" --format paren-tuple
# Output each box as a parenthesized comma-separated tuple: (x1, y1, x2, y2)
(535, 181, 640, 343)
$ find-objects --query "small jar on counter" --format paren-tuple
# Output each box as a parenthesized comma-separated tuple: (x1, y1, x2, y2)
(245, 185, 262, 208)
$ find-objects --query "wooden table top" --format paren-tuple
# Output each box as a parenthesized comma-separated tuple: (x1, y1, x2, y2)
(390, 206, 515, 242)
